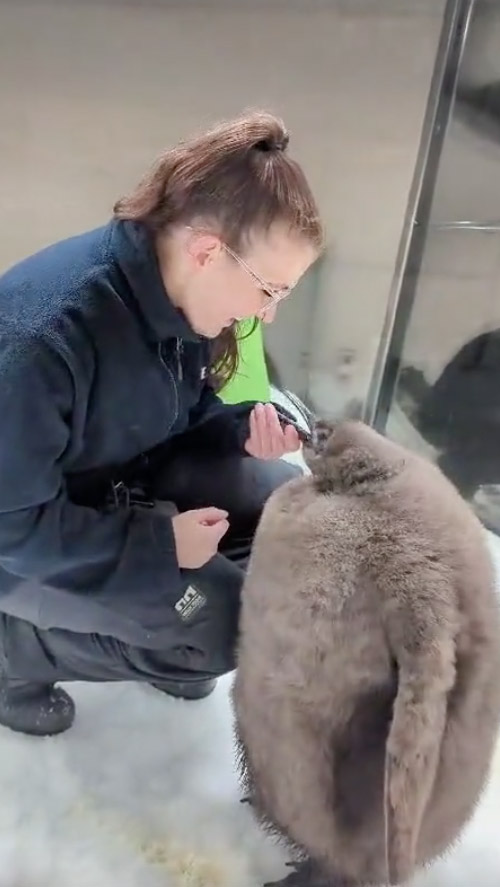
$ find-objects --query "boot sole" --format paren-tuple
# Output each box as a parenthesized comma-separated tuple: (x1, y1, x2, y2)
(0, 686, 75, 737)
(0, 716, 75, 737)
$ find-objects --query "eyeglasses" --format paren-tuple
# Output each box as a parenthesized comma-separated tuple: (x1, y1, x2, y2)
(221, 243, 294, 315)
(185, 226, 295, 315)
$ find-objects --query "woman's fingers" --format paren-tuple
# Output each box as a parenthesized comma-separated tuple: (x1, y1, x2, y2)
(283, 423, 301, 452)
(245, 405, 265, 458)
(245, 404, 301, 459)
(254, 403, 268, 456)
(248, 406, 261, 456)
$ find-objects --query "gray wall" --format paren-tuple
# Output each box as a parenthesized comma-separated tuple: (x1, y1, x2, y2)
(0, 0, 446, 413)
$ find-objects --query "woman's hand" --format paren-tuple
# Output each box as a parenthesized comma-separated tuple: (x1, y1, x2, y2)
(172, 507, 229, 569)
(244, 403, 301, 460)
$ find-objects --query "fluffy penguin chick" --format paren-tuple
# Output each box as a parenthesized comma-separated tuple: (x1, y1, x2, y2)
(232, 420, 500, 887)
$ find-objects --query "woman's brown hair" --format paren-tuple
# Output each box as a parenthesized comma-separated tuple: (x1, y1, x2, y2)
(114, 110, 323, 389)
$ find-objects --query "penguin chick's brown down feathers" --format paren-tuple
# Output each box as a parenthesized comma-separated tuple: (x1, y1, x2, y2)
(232, 420, 500, 887)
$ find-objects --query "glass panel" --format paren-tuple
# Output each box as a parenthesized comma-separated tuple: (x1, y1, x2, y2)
(379, 0, 500, 534)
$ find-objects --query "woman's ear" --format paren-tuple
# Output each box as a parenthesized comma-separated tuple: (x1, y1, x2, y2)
(187, 232, 223, 269)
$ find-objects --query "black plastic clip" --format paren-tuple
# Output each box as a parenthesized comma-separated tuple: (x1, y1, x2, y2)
(109, 480, 155, 511)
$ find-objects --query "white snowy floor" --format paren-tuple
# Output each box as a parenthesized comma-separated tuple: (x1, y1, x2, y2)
(1, 498, 499, 886)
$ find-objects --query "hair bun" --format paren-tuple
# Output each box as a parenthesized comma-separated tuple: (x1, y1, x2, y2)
(253, 132, 290, 153)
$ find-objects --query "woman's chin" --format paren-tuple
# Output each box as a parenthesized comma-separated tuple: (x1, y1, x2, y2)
(191, 317, 236, 338)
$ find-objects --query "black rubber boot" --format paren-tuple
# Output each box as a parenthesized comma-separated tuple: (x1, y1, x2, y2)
(151, 677, 217, 700)
(0, 677, 75, 737)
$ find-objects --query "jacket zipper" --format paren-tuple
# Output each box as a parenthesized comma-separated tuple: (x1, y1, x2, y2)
(175, 338, 184, 380)
(107, 343, 182, 512)
(158, 341, 179, 434)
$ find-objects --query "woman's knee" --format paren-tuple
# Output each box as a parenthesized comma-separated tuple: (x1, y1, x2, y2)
(150, 448, 302, 518)
(236, 456, 302, 519)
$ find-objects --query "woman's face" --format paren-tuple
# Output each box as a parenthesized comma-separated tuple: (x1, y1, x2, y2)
(168, 222, 318, 339)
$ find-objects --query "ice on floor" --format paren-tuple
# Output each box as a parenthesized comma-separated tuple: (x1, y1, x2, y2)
(0, 529, 499, 886)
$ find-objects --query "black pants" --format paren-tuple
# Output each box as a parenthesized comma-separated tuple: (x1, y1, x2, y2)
(0, 447, 300, 687)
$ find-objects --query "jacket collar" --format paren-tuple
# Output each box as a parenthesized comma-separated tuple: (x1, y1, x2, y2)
(109, 218, 199, 343)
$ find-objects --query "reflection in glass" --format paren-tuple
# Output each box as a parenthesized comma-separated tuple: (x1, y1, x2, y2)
(396, 329, 500, 532)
